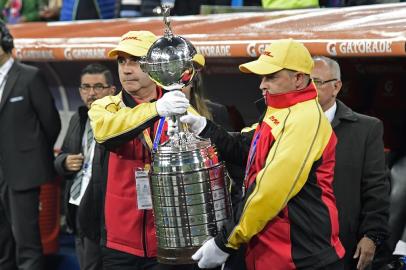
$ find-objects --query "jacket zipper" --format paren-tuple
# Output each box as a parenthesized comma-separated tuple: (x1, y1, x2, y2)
(142, 209, 147, 257)
(142, 128, 151, 257)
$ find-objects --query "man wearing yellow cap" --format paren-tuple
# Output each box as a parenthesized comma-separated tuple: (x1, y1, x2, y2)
(88, 31, 194, 269)
(179, 39, 345, 269)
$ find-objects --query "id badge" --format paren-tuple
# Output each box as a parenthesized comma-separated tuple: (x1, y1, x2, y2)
(135, 169, 153, 210)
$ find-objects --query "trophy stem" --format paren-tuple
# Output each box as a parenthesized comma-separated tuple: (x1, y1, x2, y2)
(171, 114, 186, 134)
(168, 113, 190, 149)
(162, 5, 173, 39)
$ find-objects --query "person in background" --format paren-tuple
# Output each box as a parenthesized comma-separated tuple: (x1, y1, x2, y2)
(374, 113, 406, 270)
(39, 0, 62, 21)
(319, 0, 401, 6)
(0, 0, 42, 23)
(383, 154, 406, 269)
(118, 0, 168, 18)
(311, 56, 389, 270)
(54, 63, 116, 270)
(0, 22, 61, 270)
(59, 0, 115, 20)
(172, 0, 261, 16)
(261, 0, 318, 9)
(171, 39, 344, 270)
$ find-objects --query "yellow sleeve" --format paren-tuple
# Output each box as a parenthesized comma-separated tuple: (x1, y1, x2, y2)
(88, 94, 159, 143)
(226, 104, 332, 249)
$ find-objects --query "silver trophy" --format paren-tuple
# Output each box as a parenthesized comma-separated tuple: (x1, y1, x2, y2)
(140, 6, 231, 265)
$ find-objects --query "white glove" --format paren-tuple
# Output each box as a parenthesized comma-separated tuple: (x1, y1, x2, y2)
(180, 114, 207, 135)
(156, 91, 189, 117)
(166, 118, 178, 136)
(191, 238, 229, 269)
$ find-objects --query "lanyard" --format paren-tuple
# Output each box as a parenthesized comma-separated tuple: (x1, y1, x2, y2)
(244, 131, 261, 186)
(142, 130, 153, 150)
(152, 117, 165, 152)
(142, 117, 165, 152)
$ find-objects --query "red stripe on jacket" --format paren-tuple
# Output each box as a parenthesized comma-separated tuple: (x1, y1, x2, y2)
(316, 133, 346, 258)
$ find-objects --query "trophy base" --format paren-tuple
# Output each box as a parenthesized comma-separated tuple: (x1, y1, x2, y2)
(157, 246, 199, 265)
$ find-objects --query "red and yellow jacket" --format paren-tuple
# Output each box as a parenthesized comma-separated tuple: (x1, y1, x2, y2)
(201, 83, 344, 270)
(89, 88, 199, 257)
(89, 88, 165, 257)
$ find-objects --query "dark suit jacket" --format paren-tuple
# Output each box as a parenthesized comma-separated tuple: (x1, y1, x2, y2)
(0, 60, 61, 191)
(332, 100, 389, 269)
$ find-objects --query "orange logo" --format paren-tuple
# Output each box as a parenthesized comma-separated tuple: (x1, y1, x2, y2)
(262, 51, 273, 57)
(270, 115, 279, 125)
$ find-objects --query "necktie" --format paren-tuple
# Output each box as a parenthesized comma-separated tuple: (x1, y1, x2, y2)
(70, 120, 93, 200)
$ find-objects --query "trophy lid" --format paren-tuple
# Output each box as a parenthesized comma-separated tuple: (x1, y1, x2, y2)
(140, 6, 204, 91)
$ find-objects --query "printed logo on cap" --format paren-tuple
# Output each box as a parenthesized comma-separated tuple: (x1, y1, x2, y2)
(262, 51, 273, 57)
(122, 36, 142, 42)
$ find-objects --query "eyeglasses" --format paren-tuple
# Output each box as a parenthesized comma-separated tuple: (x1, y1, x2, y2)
(312, 78, 337, 87)
(79, 84, 111, 92)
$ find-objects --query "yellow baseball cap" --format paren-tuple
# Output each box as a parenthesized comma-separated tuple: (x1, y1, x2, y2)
(192, 53, 205, 69)
(108, 31, 158, 58)
(239, 39, 314, 75)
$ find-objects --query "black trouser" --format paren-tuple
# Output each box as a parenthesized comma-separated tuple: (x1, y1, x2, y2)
(75, 235, 102, 270)
(102, 247, 203, 270)
(0, 173, 43, 270)
(74, 206, 102, 270)
(317, 259, 344, 270)
(0, 201, 17, 270)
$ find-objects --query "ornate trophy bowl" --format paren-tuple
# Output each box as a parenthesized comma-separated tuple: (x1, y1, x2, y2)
(141, 35, 197, 91)
(140, 6, 231, 265)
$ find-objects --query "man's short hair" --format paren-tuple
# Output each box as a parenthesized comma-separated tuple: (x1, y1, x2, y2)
(312, 56, 341, 80)
(81, 63, 114, 86)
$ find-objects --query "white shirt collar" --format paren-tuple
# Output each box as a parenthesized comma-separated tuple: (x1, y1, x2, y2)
(0, 57, 14, 77)
(324, 102, 337, 123)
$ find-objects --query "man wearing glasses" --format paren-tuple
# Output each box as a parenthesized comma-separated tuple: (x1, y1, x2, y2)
(55, 63, 116, 270)
(311, 56, 389, 270)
